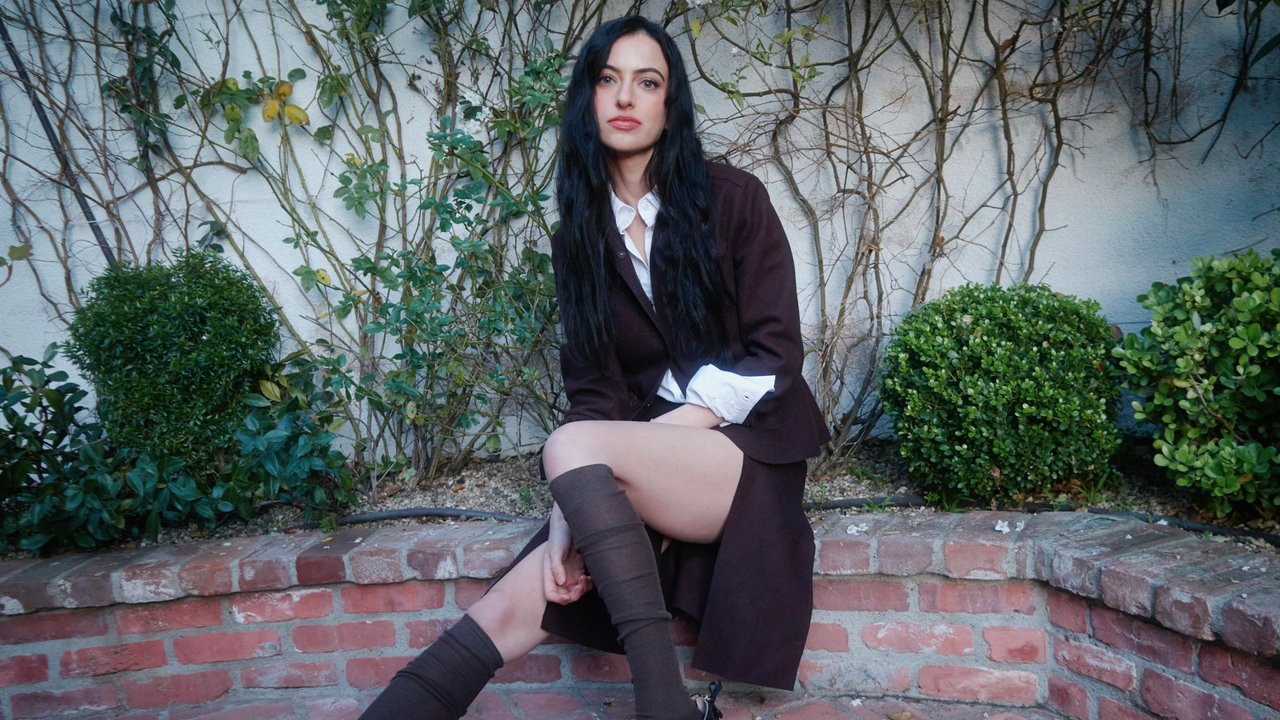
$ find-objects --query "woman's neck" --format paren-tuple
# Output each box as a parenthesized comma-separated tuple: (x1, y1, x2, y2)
(608, 149, 653, 208)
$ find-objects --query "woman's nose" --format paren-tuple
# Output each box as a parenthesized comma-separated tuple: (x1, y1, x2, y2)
(615, 83, 633, 107)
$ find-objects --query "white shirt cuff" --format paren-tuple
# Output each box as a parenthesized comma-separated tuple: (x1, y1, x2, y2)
(684, 365, 776, 425)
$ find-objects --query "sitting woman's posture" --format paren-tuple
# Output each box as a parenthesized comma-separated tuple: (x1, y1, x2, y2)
(360, 14, 829, 720)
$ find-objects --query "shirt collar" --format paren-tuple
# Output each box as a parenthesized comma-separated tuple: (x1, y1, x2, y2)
(608, 187, 660, 235)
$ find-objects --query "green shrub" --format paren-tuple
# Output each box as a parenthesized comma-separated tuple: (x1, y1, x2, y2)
(879, 283, 1120, 503)
(1, 347, 128, 550)
(1112, 249, 1280, 518)
(64, 251, 279, 467)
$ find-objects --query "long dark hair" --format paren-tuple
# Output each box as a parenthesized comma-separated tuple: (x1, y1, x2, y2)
(556, 15, 729, 370)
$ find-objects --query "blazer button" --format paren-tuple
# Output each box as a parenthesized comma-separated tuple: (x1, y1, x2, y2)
(618, 251, 627, 259)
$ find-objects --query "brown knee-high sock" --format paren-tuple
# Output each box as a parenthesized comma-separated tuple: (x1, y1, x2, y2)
(550, 463, 698, 720)
(359, 614, 503, 720)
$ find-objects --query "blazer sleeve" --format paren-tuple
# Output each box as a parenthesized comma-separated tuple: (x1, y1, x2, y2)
(725, 175, 806, 423)
(552, 233, 627, 425)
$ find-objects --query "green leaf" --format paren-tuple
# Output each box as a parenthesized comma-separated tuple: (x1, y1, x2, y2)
(239, 127, 260, 161)
(8, 244, 32, 261)
(288, 68, 307, 83)
(314, 124, 335, 143)
(1252, 31, 1280, 66)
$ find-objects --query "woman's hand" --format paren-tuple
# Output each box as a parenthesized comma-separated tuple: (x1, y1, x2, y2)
(651, 402, 724, 428)
(544, 502, 594, 605)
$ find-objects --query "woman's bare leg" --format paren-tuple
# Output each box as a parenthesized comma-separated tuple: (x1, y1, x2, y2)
(467, 544, 551, 662)
(542, 420, 744, 543)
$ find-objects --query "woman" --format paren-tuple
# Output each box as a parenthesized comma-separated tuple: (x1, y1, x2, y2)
(361, 15, 829, 720)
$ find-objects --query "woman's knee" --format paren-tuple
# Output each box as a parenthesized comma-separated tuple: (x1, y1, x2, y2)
(543, 422, 611, 481)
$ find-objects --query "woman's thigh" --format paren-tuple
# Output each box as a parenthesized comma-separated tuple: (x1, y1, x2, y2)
(543, 421, 744, 545)
(467, 545, 549, 662)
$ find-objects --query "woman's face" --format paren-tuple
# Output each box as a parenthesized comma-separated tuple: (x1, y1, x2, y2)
(594, 33, 669, 160)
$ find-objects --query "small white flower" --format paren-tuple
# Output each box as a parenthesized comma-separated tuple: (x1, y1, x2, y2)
(896, 486, 909, 494)
(1125, 535, 1133, 540)
(1156, 519, 1169, 525)
(995, 520, 1011, 534)
(846, 523, 870, 536)
(850, 699, 863, 707)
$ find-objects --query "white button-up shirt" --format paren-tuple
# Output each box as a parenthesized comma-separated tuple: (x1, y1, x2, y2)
(609, 187, 775, 424)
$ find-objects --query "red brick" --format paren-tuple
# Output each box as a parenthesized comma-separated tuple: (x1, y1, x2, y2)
(860, 622, 973, 655)
(341, 581, 445, 613)
(462, 690, 519, 720)
(349, 527, 427, 584)
(805, 622, 849, 652)
(778, 703, 849, 720)
(1199, 643, 1280, 710)
(116, 597, 222, 635)
(452, 579, 489, 610)
(1092, 606, 1193, 674)
(461, 523, 538, 579)
(0, 609, 107, 645)
(1048, 589, 1088, 632)
(118, 544, 206, 603)
(570, 652, 629, 682)
(1015, 513, 1114, 580)
(346, 656, 415, 690)
(1048, 675, 1089, 720)
(1140, 669, 1251, 720)
(814, 515, 894, 574)
(1221, 586, 1280, 656)
(1099, 697, 1158, 720)
(919, 582, 1036, 614)
(177, 537, 266, 596)
(796, 659, 911, 694)
(173, 629, 281, 664)
(295, 620, 397, 652)
(242, 662, 339, 688)
(61, 640, 167, 677)
(0, 556, 92, 614)
(1154, 557, 1270, 640)
(0, 655, 48, 687)
(877, 514, 959, 576)
(1049, 523, 1185, 598)
(1054, 636, 1136, 689)
(943, 512, 1022, 580)
(512, 692, 582, 720)
(170, 702, 295, 720)
(10, 686, 118, 718)
(1099, 540, 1247, 618)
(305, 698, 363, 720)
(52, 547, 152, 608)
(492, 653, 561, 683)
(812, 579, 908, 611)
(917, 665, 1039, 703)
(237, 533, 322, 591)
(408, 617, 461, 648)
(405, 523, 489, 580)
(231, 588, 334, 623)
(297, 528, 374, 585)
(984, 626, 1047, 663)
(124, 669, 233, 709)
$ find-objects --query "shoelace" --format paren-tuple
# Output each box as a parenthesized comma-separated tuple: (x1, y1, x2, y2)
(695, 681, 723, 720)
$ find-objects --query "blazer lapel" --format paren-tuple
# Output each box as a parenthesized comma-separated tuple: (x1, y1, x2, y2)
(606, 225, 662, 331)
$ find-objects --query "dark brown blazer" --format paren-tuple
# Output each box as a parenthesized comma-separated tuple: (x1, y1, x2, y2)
(555, 162, 829, 462)
(528, 163, 831, 690)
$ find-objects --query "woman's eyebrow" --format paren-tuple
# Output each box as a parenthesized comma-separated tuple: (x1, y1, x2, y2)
(601, 63, 666, 81)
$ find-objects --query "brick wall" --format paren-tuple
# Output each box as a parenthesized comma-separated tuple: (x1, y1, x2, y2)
(0, 512, 1276, 720)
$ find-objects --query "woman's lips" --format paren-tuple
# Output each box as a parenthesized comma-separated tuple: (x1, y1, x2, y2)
(608, 116, 640, 130)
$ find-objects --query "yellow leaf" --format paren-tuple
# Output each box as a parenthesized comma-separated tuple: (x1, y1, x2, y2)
(259, 379, 282, 402)
(691, 18, 701, 38)
(316, 269, 331, 285)
(262, 98, 280, 122)
(283, 104, 310, 126)
(274, 81, 293, 102)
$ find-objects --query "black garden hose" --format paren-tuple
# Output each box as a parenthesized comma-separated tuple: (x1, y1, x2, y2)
(291, 507, 535, 530)
(801, 496, 927, 512)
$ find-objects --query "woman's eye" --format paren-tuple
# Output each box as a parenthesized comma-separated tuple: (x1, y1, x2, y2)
(597, 75, 615, 85)
(642, 79, 659, 89)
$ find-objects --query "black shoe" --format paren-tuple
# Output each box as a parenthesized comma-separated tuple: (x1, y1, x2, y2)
(692, 682, 723, 720)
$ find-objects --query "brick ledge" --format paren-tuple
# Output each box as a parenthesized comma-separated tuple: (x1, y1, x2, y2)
(1, 511, 1276, 659)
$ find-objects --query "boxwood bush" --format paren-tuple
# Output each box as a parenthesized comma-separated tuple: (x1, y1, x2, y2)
(879, 283, 1120, 503)
(64, 251, 279, 467)
(1112, 249, 1280, 518)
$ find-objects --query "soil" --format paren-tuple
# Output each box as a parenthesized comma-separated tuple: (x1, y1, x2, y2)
(4, 436, 1277, 562)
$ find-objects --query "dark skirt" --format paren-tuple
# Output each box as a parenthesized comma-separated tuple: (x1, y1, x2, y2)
(502, 448, 813, 691)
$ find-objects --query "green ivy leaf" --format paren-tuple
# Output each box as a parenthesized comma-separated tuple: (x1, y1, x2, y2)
(239, 127, 260, 161)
